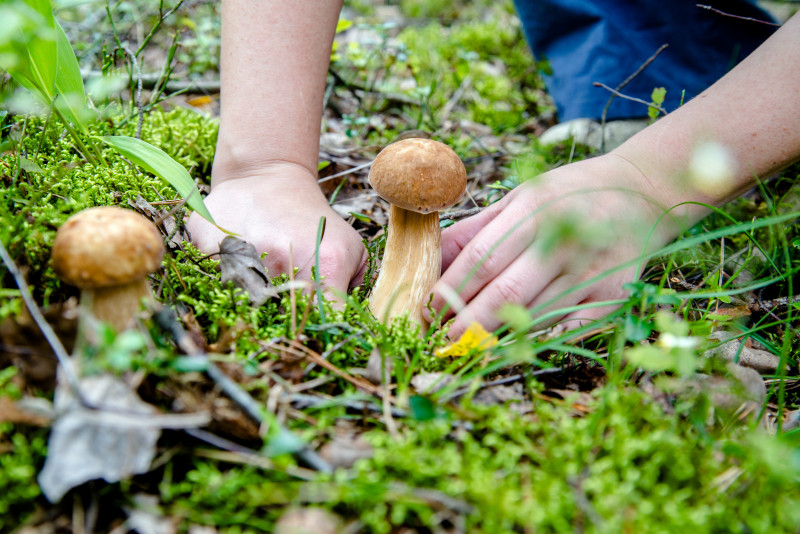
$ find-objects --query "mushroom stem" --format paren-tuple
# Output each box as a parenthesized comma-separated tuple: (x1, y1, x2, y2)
(81, 279, 153, 333)
(370, 204, 441, 325)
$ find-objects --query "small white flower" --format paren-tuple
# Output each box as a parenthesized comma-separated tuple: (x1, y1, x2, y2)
(657, 332, 700, 350)
(688, 141, 736, 197)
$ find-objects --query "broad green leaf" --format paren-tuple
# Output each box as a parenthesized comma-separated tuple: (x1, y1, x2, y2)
(4, 0, 56, 102)
(2, 0, 88, 131)
(97, 135, 215, 223)
(53, 18, 89, 131)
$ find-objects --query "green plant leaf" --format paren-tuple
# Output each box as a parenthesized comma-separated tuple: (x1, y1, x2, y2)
(97, 135, 215, 223)
(53, 18, 89, 131)
(4, 0, 56, 101)
(2, 0, 88, 131)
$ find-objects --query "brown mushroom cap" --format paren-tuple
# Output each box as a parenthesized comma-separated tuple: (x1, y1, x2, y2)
(52, 206, 165, 289)
(368, 138, 467, 214)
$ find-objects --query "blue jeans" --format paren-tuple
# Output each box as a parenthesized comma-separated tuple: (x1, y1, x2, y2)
(513, 0, 777, 120)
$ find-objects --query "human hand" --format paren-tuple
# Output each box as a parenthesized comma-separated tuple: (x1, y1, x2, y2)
(428, 154, 693, 337)
(186, 164, 367, 297)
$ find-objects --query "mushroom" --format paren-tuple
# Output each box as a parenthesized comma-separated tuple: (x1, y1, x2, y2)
(368, 138, 467, 325)
(51, 206, 165, 333)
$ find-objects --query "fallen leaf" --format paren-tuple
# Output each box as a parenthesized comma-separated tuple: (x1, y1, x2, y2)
(218, 236, 277, 306)
(472, 383, 524, 405)
(435, 322, 497, 358)
(411, 372, 454, 394)
(274, 507, 342, 534)
(38, 374, 210, 502)
(125, 493, 176, 534)
(318, 434, 374, 469)
(365, 347, 393, 385)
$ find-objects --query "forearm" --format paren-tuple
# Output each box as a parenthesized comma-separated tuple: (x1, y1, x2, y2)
(213, 0, 343, 185)
(613, 14, 800, 220)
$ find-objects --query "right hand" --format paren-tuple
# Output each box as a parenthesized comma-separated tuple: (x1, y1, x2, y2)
(186, 164, 368, 297)
(429, 154, 695, 337)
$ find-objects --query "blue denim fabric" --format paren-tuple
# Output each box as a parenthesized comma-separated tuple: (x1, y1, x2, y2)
(513, 0, 777, 120)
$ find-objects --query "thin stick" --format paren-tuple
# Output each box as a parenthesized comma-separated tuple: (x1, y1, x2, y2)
(0, 239, 81, 393)
(696, 4, 780, 26)
(596, 43, 669, 153)
(121, 45, 144, 140)
(593, 83, 667, 115)
(439, 207, 482, 222)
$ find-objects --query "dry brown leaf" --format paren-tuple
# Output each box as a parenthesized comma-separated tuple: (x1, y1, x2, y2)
(218, 236, 277, 306)
(0, 396, 50, 426)
(318, 434, 374, 469)
(274, 507, 342, 534)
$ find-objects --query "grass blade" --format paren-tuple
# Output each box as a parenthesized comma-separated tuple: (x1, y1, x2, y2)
(97, 135, 215, 223)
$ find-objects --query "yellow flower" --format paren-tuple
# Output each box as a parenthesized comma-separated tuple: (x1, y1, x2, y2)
(435, 322, 498, 358)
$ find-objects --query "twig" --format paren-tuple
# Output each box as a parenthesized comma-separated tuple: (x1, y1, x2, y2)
(317, 160, 373, 184)
(596, 43, 669, 153)
(750, 294, 800, 313)
(135, 0, 185, 56)
(696, 4, 781, 26)
(0, 239, 82, 395)
(121, 45, 144, 139)
(440, 367, 563, 402)
(83, 70, 221, 93)
(285, 391, 408, 418)
(439, 207, 482, 222)
(593, 83, 667, 116)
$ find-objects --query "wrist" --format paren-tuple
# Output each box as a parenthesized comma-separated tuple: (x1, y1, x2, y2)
(594, 151, 710, 248)
(210, 135, 320, 190)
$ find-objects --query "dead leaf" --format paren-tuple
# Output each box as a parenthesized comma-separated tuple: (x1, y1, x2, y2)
(38, 374, 210, 503)
(125, 494, 177, 534)
(318, 434, 374, 469)
(365, 347, 392, 385)
(218, 236, 277, 306)
(472, 383, 523, 405)
(274, 507, 342, 534)
(411, 372, 454, 394)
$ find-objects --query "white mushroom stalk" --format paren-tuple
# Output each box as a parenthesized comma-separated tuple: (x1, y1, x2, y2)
(368, 138, 466, 326)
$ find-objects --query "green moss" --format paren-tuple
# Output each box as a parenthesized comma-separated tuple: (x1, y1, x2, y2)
(0, 107, 218, 313)
(395, 7, 548, 132)
(152, 384, 800, 533)
(339, 387, 800, 533)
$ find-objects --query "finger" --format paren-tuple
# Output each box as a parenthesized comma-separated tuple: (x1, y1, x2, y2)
(523, 272, 595, 330)
(441, 246, 566, 338)
(432, 206, 539, 316)
(314, 242, 367, 298)
(441, 205, 500, 270)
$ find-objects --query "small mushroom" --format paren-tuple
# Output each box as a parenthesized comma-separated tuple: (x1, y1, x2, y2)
(51, 206, 165, 332)
(368, 138, 467, 325)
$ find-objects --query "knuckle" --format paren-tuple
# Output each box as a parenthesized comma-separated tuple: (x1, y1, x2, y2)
(465, 242, 500, 281)
(491, 278, 528, 307)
